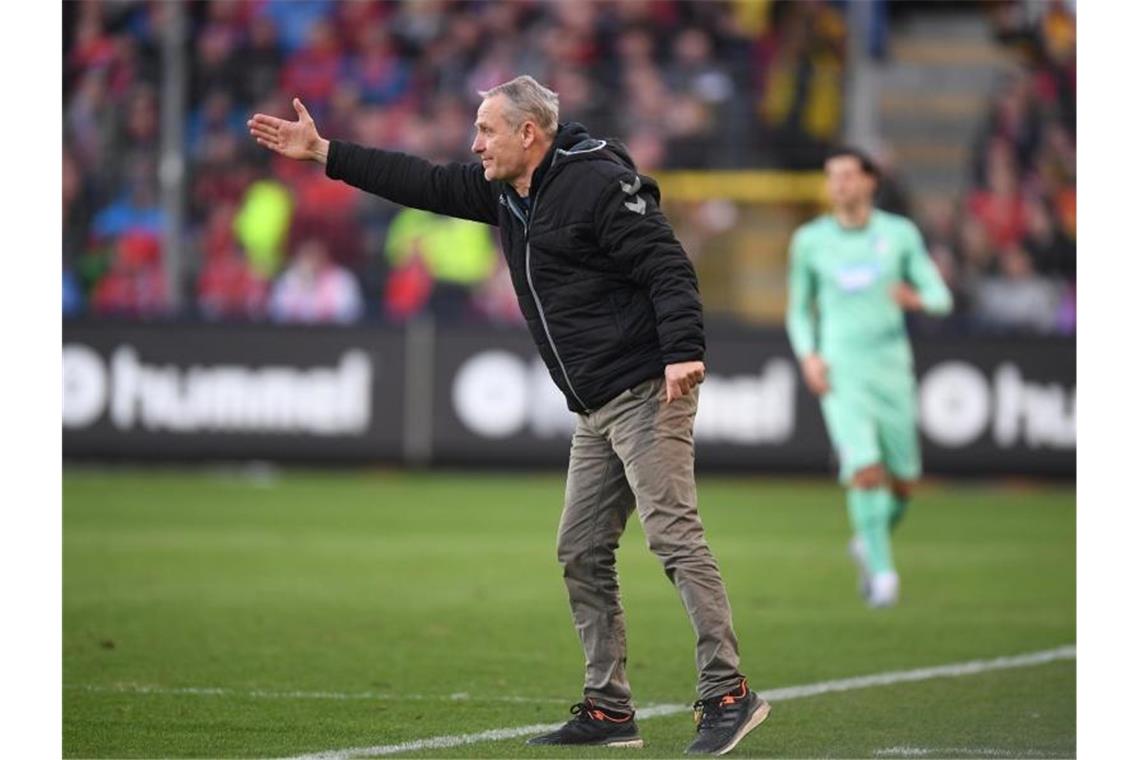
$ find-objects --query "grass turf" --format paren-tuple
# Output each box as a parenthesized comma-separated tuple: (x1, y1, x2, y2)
(63, 469, 1074, 758)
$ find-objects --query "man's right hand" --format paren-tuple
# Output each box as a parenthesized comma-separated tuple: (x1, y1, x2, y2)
(801, 353, 830, 396)
(248, 98, 330, 164)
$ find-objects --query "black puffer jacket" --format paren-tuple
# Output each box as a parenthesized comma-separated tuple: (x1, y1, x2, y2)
(326, 122, 704, 413)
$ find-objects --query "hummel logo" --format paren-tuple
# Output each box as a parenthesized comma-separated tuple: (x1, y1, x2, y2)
(620, 176, 642, 195)
(624, 196, 646, 215)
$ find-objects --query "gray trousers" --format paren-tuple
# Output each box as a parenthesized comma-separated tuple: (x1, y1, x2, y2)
(556, 377, 745, 713)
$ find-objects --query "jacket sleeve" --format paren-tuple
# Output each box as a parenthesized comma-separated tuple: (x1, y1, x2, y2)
(325, 140, 499, 226)
(593, 171, 705, 365)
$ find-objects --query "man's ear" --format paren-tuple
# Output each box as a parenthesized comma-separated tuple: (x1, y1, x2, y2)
(520, 121, 537, 149)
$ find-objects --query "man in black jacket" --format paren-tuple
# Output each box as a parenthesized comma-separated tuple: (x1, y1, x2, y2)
(249, 75, 768, 755)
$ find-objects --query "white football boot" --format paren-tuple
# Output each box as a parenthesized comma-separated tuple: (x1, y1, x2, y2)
(867, 571, 900, 609)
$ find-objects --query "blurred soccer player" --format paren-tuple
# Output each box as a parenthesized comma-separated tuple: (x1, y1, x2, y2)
(249, 76, 768, 754)
(785, 148, 952, 608)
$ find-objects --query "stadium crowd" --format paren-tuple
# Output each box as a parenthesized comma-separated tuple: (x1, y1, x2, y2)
(62, 0, 1074, 335)
(914, 0, 1076, 336)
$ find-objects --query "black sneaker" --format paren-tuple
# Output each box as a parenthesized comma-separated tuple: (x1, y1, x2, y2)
(526, 700, 643, 747)
(685, 680, 770, 755)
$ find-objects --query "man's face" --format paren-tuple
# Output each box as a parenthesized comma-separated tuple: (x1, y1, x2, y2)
(824, 155, 875, 209)
(471, 95, 527, 183)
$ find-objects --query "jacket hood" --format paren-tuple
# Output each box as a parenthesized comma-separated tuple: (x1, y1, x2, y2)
(552, 122, 637, 171)
(552, 121, 593, 154)
(525, 122, 645, 199)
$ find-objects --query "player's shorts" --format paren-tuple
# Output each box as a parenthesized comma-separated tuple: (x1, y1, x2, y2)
(819, 370, 922, 484)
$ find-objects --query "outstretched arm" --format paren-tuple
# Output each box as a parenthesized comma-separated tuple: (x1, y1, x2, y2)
(248, 98, 499, 225)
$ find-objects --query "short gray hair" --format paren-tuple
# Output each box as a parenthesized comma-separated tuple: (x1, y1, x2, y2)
(478, 75, 560, 138)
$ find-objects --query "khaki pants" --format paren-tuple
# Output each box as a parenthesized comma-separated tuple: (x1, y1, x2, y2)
(556, 377, 744, 712)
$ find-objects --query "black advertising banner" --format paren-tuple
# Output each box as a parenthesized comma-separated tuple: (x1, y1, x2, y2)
(429, 328, 830, 469)
(62, 323, 406, 461)
(431, 327, 576, 465)
(428, 328, 1075, 475)
(63, 323, 1075, 475)
(910, 337, 1075, 475)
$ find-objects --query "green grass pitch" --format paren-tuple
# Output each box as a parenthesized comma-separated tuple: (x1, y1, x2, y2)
(63, 469, 1074, 758)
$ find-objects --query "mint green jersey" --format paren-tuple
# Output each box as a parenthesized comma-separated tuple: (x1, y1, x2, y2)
(786, 209, 952, 483)
(785, 209, 952, 371)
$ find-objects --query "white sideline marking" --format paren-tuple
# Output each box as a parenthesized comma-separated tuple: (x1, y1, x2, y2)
(65, 683, 567, 704)
(875, 748, 1067, 758)
(284, 645, 1075, 760)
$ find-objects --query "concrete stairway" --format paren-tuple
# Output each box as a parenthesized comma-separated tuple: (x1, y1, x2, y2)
(873, 10, 1020, 207)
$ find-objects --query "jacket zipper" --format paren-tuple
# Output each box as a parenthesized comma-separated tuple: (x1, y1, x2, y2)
(505, 192, 591, 413)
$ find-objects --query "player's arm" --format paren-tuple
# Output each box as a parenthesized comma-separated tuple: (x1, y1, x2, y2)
(248, 98, 499, 225)
(594, 171, 705, 402)
(785, 229, 829, 395)
(894, 220, 952, 315)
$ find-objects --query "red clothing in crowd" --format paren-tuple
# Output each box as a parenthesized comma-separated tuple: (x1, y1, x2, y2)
(967, 190, 1029, 251)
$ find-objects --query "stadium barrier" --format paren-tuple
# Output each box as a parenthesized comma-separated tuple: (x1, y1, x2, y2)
(62, 322, 1074, 476)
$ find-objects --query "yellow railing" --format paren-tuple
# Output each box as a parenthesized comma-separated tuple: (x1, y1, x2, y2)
(655, 171, 826, 204)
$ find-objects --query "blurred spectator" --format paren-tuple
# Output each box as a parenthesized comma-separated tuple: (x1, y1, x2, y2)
(281, 19, 347, 111)
(470, 260, 525, 326)
(63, 268, 85, 318)
(191, 21, 242, 104)
(67, 4, 116, 80)
(91, 157, 166, 241)
(66, 70, 113, 176)
(970, 247, 1062, 334)
(992, 0, 1075, 132)
(971, 72, 1040, 182)
(966, 139, 1029, 251)
(1021, 197, 1075, 281)
(63, 148, 95, 265)
(233, 178, 294, 278)
(624, 129, 667, 172)
(259, 0, 336, 55)
(283, 163, 366, 271)
(196, 204, 268, 321)
(663, 93, 717, 168)
(268, 238, 363, 324)
(870, 145, 912, 219)
(238, 15, 284, 105)
(190, 132, 257, 221)
(90, 232, 169, 319)
(382, 209, 498, 322)
(957, 216, 997, 281)
(669, 28, 733, 103)
(187, 89, 247, 163)
(345, 27, 412, 107)
(755, 0, 846, 169)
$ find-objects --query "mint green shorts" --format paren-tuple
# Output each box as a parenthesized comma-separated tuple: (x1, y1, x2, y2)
(819, 372, 922, 484)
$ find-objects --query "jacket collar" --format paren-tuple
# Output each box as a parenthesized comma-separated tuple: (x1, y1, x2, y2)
(509, 122, 596, 203)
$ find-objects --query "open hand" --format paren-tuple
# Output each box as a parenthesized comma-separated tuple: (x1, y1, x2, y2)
(248, 98, 329, 163)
